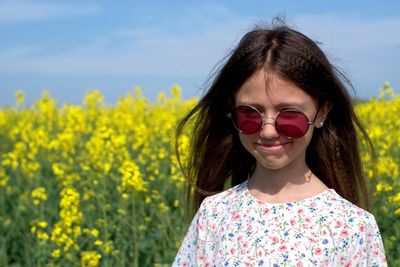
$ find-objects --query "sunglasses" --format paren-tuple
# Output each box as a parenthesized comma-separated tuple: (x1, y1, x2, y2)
(227, 105, 319, 139)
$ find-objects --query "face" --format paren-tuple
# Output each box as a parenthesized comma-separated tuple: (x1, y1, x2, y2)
(234, 69, 329, 172)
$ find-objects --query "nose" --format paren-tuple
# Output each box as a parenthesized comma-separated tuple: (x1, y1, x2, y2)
(259, 118, 279, 139)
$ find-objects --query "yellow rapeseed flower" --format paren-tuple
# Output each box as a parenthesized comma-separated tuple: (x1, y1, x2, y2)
(52, 249, 61, 258)
(38, 221, 48, 228)
(119, 160, 147, 193)
(94, 240, 103, 246)
(81, 251, 102, 267)
(90, 228, 100, 238)
(158, 202, 170, 213)
(37, 231, 49, 241)
(0, 168, 9, 187)
(31, 187, 48, 205)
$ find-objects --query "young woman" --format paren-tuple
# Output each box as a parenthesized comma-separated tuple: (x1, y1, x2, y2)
(173, 22, 387, 266)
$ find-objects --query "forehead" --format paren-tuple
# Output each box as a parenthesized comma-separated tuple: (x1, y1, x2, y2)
(235, 69, 316, 108)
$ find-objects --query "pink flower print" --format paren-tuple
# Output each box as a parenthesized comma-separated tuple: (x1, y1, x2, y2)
(359, 224, 366, 232)
(257, 249, 263, 257)
(237, 235, 244, 243)
(233, 213, 241, 221)
(310, 201, 317, 207)
(272, 236, 279, 243)
(344, 262, 352, 267)
(323, 259, 331, 265)
(263, 208, 270, 215)
(298, 208, 304, 215)
(335, 220, 343, 227)
(305, 217, 312, 223)
(315, 247, 322, 256)
(308, 237, 316, 243)
(296, 262, 304, 267)
(230, 247, 236, 255)
(279, 245, 287, 251)
(290, 218, 296, 226)
(182, 261, 188, 267)
(247, 225, 253, 231)
(340, 229, 349, 237)
(243, 241, 249, 248)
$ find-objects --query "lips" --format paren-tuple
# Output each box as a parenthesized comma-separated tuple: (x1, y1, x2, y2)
(256, 142, 290, 152)
(256, 142, 289, 147)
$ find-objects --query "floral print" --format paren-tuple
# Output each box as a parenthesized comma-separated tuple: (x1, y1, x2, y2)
(173, 181, 387, 266)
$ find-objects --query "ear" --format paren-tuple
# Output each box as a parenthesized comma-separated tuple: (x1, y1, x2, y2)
(315, 101, 333, 128)
(227, 97, 235, 108)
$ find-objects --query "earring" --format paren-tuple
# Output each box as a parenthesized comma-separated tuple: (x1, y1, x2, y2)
(319, 121, 324, 127)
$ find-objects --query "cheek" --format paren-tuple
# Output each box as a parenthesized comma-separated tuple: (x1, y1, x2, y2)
(238, 133, 256, 153)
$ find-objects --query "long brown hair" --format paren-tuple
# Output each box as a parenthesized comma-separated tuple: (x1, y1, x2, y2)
(175, 22, 373, 216)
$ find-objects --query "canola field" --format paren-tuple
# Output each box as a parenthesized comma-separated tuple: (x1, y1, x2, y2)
(0, 83, 399, 266)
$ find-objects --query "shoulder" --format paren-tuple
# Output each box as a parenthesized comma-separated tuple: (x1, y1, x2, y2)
(198, 181, 247, 215)
(322, 189, 380, 231)
(322, 190, 387, 264)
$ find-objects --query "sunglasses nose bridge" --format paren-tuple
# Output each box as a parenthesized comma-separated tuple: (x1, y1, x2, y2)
(260, 115, 276, 127)
(259, 115, 280, 136)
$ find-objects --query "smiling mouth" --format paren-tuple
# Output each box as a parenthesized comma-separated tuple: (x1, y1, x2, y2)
(256, 142, 289, 152)
(257, 142, 289, 147)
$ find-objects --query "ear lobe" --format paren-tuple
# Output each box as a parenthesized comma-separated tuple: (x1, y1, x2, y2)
(316, 101, 333, 128)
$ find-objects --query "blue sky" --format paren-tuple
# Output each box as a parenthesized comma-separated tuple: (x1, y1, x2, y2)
(1, 0, 400, 106)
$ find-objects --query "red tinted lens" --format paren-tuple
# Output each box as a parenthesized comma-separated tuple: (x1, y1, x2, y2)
(276, 111, 309, 138)
(232, 106, 262, 134)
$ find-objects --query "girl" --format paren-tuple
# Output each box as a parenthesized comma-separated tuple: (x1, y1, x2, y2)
(173, 21, 387, 266)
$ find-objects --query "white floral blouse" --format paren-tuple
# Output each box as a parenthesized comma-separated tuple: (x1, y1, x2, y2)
(172, 181, 387, 266)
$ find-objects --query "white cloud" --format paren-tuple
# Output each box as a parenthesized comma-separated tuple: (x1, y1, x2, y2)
(0, 0, 100, 22)
(0, 10, 399, 97)
(0, 4, 251, 77)
(0, 21, 245, 77)
(293, 14, 400, 93)
(294, 14, 400, 52)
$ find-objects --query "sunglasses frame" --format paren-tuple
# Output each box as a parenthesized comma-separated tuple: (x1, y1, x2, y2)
(227, 104, 320, 139)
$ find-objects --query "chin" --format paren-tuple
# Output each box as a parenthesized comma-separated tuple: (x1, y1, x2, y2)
(257, 160, 290, 171)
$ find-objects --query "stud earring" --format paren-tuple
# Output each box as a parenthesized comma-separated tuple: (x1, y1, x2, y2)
(319, 121, 324, 127)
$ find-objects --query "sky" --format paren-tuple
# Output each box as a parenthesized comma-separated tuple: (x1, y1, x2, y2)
(1, 0, 400, 107)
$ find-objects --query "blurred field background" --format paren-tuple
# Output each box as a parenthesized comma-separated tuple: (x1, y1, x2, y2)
(0, 83, 399, 266)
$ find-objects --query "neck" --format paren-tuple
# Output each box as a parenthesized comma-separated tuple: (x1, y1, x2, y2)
(249, 161, 312, 196)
